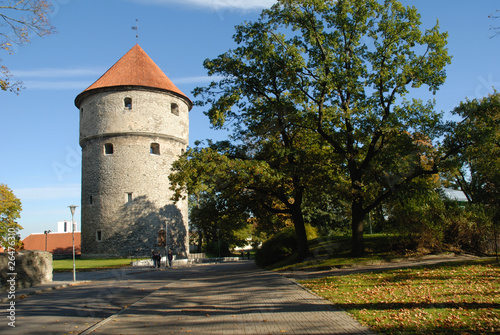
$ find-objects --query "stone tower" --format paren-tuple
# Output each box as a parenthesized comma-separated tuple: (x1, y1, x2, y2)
(75, 44, 192, 258)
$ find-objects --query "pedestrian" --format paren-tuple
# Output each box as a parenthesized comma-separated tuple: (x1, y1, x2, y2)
(241, 250, 245, 259)
(167, 250, 173, 268)
(156, 251, 161, 268)
(151, 250, 157, 268)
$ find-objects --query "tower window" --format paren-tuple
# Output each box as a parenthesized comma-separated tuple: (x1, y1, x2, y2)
(96, 230, 102, 242)
(150, 143, 160, 155)
(104, 143, 114, 155)
(89, 195, 93, 205)
(124, 97, 132, 109)
(171, 103, 179, 116)
(126, 192, 133, 203)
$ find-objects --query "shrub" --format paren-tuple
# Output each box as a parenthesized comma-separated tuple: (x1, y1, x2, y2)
(443, 203, 494, 255)
(385, 189, 447, 254)
(254, 224, 318, 267)
(255, 228, 297, 267)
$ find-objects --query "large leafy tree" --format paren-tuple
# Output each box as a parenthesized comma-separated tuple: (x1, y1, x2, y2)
(193, 0, 451, 256)
(444, 93, 500, 211)
(170, 129, 329, 260)
(0, 184, 22, 249)
(1, 0, 55, 92)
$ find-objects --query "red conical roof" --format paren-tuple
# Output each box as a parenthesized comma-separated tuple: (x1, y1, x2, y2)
(75, 44, 191, 108)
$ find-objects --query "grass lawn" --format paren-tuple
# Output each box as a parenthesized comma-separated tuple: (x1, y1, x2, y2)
(301, 260, 500, 334)
(272, 234, 401, 271)
(52, 258, 141, 272)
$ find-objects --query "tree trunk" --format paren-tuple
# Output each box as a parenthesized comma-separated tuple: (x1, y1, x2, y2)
(351, 200, 365, 257)
(291, 204, 309, 261)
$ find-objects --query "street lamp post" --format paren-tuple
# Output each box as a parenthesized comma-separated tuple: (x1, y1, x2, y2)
(69, 205, 78, 282)
(44, 230, 51, 251)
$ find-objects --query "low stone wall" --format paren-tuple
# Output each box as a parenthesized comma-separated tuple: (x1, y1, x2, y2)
(130, 256, 242, 267)
(188, 253, 206, 259)
(0, 250, 52, 292)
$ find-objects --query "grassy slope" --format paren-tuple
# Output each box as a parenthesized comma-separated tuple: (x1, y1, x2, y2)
(301, 260, 499, 334)
(274, 234, 500, 334)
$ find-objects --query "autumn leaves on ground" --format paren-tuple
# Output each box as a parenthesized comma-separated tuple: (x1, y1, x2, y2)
(302, 260, 499, 334)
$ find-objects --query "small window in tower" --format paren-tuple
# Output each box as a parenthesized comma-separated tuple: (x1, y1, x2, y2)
(124, 97, 132, 109)
(181, 148, 185, 155)
(80, 108, 83, 118)
(96, 230, 102, 242)
(89, 195, 93, 205)
(171, 103, 179, 116)
(150, 143, 160, 155)
(104, 143, 114, 155)
(126, 192, 133, 203)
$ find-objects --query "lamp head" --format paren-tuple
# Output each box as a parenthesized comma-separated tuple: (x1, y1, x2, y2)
(69, 205, 78, 215)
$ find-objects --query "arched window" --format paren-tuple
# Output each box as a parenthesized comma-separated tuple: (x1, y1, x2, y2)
(104, 143, 114, 155)
(150, 143, 160, 155)
(171, 103, 179, 116)
(124, 97, 132, 109)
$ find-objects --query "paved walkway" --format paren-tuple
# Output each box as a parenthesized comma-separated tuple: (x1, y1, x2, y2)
(1, 262, 373, 335)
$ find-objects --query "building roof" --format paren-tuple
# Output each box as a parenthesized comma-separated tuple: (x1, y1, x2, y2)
(442, 187, 468, 202)
(75, 44, 192, 108)
(22, 232, 81, 255)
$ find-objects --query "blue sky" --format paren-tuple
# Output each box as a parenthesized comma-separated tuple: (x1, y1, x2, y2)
(1, 0, 499, 239)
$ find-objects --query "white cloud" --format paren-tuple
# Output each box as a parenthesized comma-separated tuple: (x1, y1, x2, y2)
(11, 68, 105, 78)
(23, 80, 90, 90)
(21, 76, 222, 90)
(130, 0, 276, 11)
(10, 67, 103, 90)
(14, 184, 81, 201)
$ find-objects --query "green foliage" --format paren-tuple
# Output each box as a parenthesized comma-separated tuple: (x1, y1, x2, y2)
(444, 92, 500, 212)
(0, 184, 23, 249)
(385, 188, 447, 253)
(205, 240, 232, 258)
(385, 186, 495, 256)
(443, 203, 493, 255)
(442, 92, 500, 255)
(192, 0, 451, 257)
(255, 228, 297, 267)
(255, 223, 319, 267)
(188, 191, 250, 255)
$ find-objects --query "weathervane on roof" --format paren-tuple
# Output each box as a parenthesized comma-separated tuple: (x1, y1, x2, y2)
(131, 19, 139, 44)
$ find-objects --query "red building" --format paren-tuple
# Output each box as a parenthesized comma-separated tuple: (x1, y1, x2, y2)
(22, 232, 81, 256)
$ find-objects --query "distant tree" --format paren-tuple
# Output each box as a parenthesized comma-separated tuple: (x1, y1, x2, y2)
(192, 0, 451, 256)
(189, 190, 250, 255)
(444, 92, 500, 215)
(1, 0, 55, 93)
(0, 184, 23, 249)
(170, 133, 327, 260)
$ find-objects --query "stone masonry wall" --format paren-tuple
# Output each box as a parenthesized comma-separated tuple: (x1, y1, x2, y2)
(0, 251, 52, 292)
(79, 88, 189, 258)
